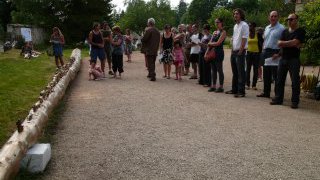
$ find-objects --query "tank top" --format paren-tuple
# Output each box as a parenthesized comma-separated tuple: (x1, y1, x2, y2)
(162, 33, 173, 50)
(211, 30, 224, 50)
(248, 33, 259, 53)
(92, 30, 103, 49)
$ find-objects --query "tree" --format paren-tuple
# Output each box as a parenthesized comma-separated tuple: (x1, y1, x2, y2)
(182, 0, 218, 25)
(11, 0, 113, 43)
(175, 0, 188, 25)
(117, 0, 175, 33)
(208, 7, 233, 34)
(299, 0, 320, 65)
(0, 0, 14, 31)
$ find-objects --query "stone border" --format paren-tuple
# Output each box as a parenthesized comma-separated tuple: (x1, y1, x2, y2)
(0, 49, 82, 180)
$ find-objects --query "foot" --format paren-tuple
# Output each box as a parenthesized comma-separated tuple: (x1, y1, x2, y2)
(257, 93, 270, 98)
(252, 87, 258, 90)
(108, 71, 114, 75)
(174, 78, 178, 80)
(225, 90, 236, 94)
(270, 100, 283, 105)
(246, 86, 250, 90)
(163, 75, 167, 78)
(234, 93, 245, 98)
(258, 78, 262, 82)
(215, 88, 224, 93)
(208, 87, 216, 92)
(291, 103, 299, 109)
(167, 76, 171, 79)
(150, 77, 156, 81)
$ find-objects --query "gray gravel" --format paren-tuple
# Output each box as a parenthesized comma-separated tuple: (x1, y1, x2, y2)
(43, 50, 320, 180)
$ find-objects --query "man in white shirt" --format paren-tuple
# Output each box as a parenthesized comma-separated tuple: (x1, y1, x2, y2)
(226, 8, 249, 97)
(188, 24, 202, 79)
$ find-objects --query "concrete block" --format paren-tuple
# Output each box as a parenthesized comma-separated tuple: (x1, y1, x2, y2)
(20, 144, 51, 173)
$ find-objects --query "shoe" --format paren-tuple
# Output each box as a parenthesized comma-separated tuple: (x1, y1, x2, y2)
(225, 90, 236, 94)
(167, 76, 171, 79)
(147, 75, 151, 78)
(257, 93, 270, 98)
(291, 103, 298, 109)
(215, 88, 224, 93)
(234, 93, 245, 98)
(270, 101, 283, 105)
(258, 78, 262, 82)
(108, 71, 114, 75)
(252, 87, 258, 90)
(208, 88, 216, 92)
(150, 77, 156, 81)
(163, 75, 167, 78)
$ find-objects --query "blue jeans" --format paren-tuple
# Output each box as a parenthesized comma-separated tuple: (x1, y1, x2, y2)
(231, 51, 246, 94)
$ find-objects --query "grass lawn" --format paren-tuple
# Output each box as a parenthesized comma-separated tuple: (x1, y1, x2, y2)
(0, 48, 83, 147)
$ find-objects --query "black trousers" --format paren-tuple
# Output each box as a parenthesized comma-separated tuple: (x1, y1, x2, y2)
(146, 55, 157, 78)
(274, 57, 300, 104)
(231, 51, 246, 94)
(211, 60, 224, 86)
(112, 53, 123, 73)
(262, 49, 280, 96)
(198, 52, 211, 86)
(246, 51, 260, 87)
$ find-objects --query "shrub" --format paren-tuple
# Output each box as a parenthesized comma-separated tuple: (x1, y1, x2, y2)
(208, 7, 234, 35)
(299, 0, 320, 65)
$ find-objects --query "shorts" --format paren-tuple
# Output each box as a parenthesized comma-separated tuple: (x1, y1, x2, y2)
(189, 54, 199, 63)
(90, 48, 106, 64)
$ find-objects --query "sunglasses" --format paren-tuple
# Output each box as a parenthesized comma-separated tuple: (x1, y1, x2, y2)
(286, 18, 296, 22)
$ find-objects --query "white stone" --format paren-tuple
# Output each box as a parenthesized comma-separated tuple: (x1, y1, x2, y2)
(0, 45, 4, 53)
(20, 144, 51, 173)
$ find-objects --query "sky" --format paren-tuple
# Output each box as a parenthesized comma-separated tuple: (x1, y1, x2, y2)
(111, 0, 192, 11)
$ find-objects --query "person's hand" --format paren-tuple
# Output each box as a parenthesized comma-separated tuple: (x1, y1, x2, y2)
(98, 44, 104, 48)
(272, 54, 280, 60)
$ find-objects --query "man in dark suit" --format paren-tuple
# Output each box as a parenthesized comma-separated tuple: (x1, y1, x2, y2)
(141, 18, 160, 81)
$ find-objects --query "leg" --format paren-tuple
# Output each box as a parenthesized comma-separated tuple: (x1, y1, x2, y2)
(236, 53, 246, 94)
(274, 60, 289, 103)
(271, 66, 278, 95)
(198, 54, 204, 84)
(252, 53, 259, 87)
(288, 58, 301, 105)
(211, 61, 218, 88)
(112, 53, 118, 74)
(163, 64, 167, 77)
(147, 55, 156, 80)
(263, 66, 272, 96)
(216, 60, 224, 88)
(246, 53, 253, 87)
(230, 53, 238, 93)
(168, 63, 171, 78)
(205, 61, 212, 86)
(118, 54, 124, 74)
(54, 56, 59, 68)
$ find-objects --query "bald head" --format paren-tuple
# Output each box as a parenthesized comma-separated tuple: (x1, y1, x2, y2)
(269, 11, 279, 26)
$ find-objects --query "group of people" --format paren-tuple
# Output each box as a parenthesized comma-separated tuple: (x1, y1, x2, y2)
(87, 22, 133, 80)
(141, 8, 305, 109)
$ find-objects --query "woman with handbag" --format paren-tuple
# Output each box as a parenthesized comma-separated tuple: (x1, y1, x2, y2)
(207, 18, 226, 92)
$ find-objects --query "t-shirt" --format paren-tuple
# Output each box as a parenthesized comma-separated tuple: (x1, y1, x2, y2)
(280, 28, 305, 59)
(232, 21, 249, 51)
(190, 33, 201, 54)
(101, 29, 112, 47)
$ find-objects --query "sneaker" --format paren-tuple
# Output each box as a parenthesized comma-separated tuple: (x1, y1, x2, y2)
(291, 103, 298, 109)
(109, 71, 114, 75)
(225, 90, 236, 94)
(234, 93, 245, 98)
(215, 88, 224, 93)
(257, 93, 270, 98)
(208, 87, 216, 92)
(150, 77, 156, 81)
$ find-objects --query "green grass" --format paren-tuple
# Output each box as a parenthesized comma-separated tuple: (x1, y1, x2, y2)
(0, 48, 86, 147)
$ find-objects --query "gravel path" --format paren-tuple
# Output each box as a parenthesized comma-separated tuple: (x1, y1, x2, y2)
(43, 50, 320, 180)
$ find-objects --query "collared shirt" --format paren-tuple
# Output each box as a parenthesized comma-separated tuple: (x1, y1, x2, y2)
(232, 21, 249, 51)
(263, 22, 285, 50)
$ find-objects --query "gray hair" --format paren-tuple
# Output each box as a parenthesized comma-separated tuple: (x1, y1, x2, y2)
(148, 18, 155, 26)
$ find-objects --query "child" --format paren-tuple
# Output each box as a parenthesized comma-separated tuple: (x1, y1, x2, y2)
(89, 64, 103, 80)
(172, 41, 184, 81)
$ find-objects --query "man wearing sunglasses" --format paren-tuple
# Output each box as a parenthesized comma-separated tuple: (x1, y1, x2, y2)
(270, 13, 306, 109)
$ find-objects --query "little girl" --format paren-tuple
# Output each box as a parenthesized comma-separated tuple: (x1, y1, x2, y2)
(172, 41, 184, 81)
(89, 64, 103, 80)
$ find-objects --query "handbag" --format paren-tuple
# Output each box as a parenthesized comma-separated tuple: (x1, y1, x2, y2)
(204, 47, 216, 62)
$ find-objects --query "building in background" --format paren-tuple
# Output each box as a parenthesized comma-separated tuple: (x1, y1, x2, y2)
(6, 24, 46, 44)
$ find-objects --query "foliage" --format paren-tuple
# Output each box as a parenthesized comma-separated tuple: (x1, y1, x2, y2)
(0, 0, 14, 31)
(117, 0, 175, 33)
(0, 25, 4, 41)
(208, 7, 233, 34)
(299, 0, 320, 65)
(182, 0, 218, 25)
(11, 0, 113, 43)
(175, 0, 188, 25)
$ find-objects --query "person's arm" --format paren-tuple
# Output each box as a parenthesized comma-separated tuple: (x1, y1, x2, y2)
(238, 24, 249, 55)
(278, 39, 301, 48)
(112, 36, 122, 46)
(89, 32, 104, 48)
(159, 34, 163, 52)
(208, 30, 226, 47)
(60, 35, 65, 45)
(141, 29, 151, 43)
